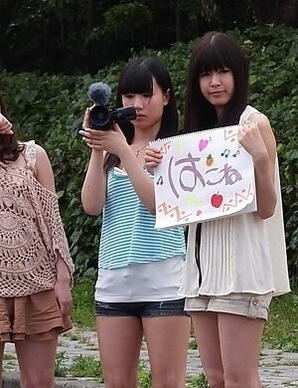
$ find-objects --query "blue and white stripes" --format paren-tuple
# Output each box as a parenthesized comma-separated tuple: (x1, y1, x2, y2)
(98, 167, 186, 270)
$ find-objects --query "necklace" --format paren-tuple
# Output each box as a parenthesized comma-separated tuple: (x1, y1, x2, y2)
(135, 143, 148, 157)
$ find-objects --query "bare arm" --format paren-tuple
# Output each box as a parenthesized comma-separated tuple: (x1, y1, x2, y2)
(238, 113, 277, 219)
(81, 148, 107, 215)
(35, 144, 72, 316)
(84, 141, 156, 214)
(80, 108, 107, 215)
(34, 144, 56, 192)
(118, 144, 156, 214)
(80, 114, 157, 214)
(54, 256, 72, 316)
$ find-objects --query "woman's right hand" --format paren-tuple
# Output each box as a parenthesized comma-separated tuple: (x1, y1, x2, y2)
(79, 108, 105, 151)
(0, 113, 13, 135)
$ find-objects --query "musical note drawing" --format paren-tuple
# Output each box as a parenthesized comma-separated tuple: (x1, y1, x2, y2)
(221, 149, 230, 158)
(233, 150, 240, 157)
(156, 176, 164, 185)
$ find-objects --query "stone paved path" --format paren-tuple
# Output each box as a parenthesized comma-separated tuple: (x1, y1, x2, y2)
(3, 328, 298, 387)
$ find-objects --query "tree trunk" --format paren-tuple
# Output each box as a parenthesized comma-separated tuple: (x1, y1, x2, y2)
(251, 0, 298, 27)
(279, 0, 298, 27)
(175, 2, 182, 42)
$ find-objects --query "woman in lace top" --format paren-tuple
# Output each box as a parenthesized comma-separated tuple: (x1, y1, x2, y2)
(0, 93, 74, 388)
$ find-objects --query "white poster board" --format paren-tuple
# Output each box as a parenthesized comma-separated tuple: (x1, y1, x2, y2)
(150, 125, 257, 229)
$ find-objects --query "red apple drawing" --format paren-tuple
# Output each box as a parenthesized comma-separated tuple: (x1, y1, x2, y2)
(211, 193, 223, 208)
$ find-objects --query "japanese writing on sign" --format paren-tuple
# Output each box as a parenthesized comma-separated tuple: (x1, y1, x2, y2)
(150, 125, 256, 229)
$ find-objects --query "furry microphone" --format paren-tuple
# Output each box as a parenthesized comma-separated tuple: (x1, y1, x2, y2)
(87, 82, 136, 131)
(87, 82, 111, 107)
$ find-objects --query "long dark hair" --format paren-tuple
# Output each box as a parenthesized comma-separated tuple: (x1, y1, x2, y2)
(183, 32, 249, 132)
(0, 94, 23, 163)
(104, 56, 178, 170)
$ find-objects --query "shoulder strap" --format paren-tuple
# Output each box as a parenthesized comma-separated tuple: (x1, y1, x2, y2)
(23, 140, 36, 170)
(239, 105, 260, 124)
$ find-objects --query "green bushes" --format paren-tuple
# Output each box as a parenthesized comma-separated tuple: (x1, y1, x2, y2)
(238, 26, 298, 285)
(1, 25, 297, 285)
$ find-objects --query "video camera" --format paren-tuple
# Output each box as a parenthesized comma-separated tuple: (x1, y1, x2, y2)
(88, 82, 136, 130)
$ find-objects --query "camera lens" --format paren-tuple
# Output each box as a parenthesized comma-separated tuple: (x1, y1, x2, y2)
(89, 105, 111, 130)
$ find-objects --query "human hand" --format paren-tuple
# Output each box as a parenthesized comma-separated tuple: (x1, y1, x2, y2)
(238, 120, 268, 163)
(0, 113, 13, 135)
(79, 107, 104, 151)
(144, 146, 163, 173)
(79, 108, 128, 155)
(54, 279, 72, 317)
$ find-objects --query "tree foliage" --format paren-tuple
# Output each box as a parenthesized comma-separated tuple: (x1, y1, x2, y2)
(0, 0, 297, 74)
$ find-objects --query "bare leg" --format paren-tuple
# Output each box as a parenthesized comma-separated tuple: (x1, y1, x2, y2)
(218, 313, 264, 388)
(143, 316, 190, 388)
(191, 311, 264, 388)
(15, 337, 57, 388)
(191, 312, 225, 388)
(96, 316, 143, 388)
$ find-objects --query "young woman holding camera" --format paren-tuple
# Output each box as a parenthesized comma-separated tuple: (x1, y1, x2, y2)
(80, 56, 190, 388)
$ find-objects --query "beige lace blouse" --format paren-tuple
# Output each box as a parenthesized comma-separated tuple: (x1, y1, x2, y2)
(0, 140, 74, 297)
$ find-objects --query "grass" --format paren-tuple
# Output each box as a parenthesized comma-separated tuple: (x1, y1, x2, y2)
(69, 354, 103, 380)
(68, 279, 298, 387)
(55, 351, 103, 381)
(262, 292, 298, 351)
(71, 279, 96, 329)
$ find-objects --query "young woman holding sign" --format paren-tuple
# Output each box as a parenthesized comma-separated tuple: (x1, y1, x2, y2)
(146, 32, 290, 388)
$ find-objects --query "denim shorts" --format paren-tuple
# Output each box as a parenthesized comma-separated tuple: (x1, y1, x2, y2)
(95, 298, 189, 318)
(185, 292, 272, 320)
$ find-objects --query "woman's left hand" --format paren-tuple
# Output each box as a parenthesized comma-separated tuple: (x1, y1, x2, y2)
(54, 279, 72, 317)
(238, 120, 268, 163)
(80, 122, 128, 156)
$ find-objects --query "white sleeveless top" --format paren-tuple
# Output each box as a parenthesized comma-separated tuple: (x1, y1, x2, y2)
(179, 106, 290, 297)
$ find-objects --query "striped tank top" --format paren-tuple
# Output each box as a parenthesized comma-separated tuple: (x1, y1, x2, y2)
(98, 167, 186, 270)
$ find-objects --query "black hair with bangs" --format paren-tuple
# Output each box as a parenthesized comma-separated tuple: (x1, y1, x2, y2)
(104, 56, 178, 170)
(183, 31, 249, 132)
(117, 61, 155, 99)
